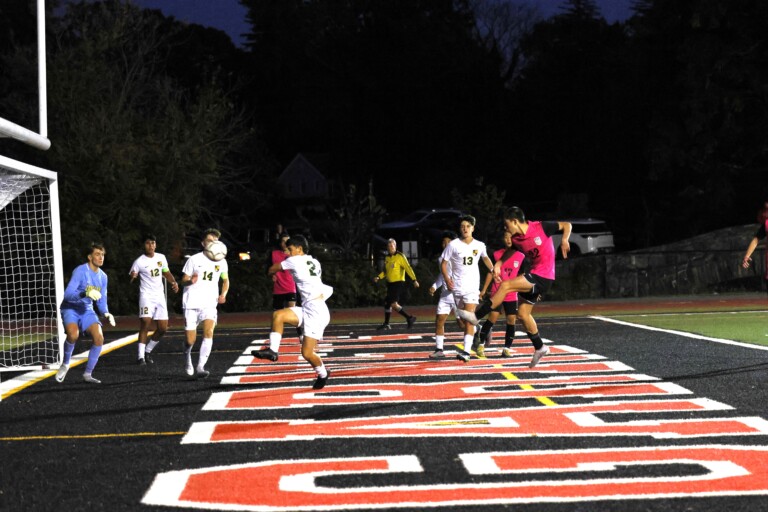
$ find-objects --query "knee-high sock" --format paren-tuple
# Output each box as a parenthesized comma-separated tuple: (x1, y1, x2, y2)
(269, 332, 282, 353)
(85, 345, 102, 374)
(505, 324, 516, 348)
(197, 337, 212, 369)
(63, 341, 76, 365)
(527, 331, 543, 350)
(480, 320, 494, 344)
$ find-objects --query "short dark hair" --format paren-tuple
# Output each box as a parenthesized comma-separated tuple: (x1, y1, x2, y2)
(86, 242, 105, 258)
(459, 214, 476, 226)
(286, 234, 309, 253)
(143, 233, 156, 243)
(503, 206, 526, 223)
(202, 228, 221, 240)
(442, 230, 458, 240)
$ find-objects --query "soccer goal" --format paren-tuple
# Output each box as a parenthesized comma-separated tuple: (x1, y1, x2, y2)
(0, 155, 64, 373)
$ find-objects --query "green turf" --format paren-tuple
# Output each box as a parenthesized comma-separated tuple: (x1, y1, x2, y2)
(609, 311, 768, 346)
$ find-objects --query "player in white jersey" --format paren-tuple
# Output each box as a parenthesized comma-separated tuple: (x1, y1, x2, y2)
(427, 231, 464, 359)
(252, 235, 332, 389)
(179, 228, 230, 379)
(129, 234, 179, 366)
(440, 215, 493, 362)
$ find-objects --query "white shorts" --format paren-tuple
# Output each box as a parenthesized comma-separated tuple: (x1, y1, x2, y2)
(436, 290, 457, 316)
(453, 290, 480, 309)
(184, 307, 218, 331)
(290, 299, 330, 340)
(139, 297, 169, 321)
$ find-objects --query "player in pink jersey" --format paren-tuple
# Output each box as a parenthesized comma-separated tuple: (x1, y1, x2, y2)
(472, 230, 526, 358)
(270, 232, 298, 310)
(741, 210, 768, 294)
(457, 206, 571, 368)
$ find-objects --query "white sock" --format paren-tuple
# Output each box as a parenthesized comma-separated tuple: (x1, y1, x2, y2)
(464, 333, 474, 349)
(314, 364, 327, 378)
(435, 335, 444, 350)
(184, 344, 193, 365)
(146, 339, 160, 353)
(197, 337, 212, 370)
(269, 332, 282, 353)
(138, 343, 146, 358)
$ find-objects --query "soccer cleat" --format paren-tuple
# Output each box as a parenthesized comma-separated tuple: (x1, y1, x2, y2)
(455, 309, 479, 326)
(195, 369, 210, 379)
(376, 323, 392, 331)
(529, 345, 550, 368)
(501, 347, 512, 358)
(82, 373, 101, 384)
(406, 316, 417, 329)
(429, 350, 446, 359)
(252, 348, 279, 362)
(456, 350, 471, 363)
(475, 344, 486, 358)
(312, 370, 330, 390)
(55, 363, 69, 383)
(145, 352, 154, 364)
(137, 358, 146, 366)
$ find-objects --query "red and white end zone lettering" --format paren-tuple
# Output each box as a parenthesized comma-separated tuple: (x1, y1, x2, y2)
(184, 398, 768, 443)
(142, 446, 768, 510)
(202, 379, 692, 410)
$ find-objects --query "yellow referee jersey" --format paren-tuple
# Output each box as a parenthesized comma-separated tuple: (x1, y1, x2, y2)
(377, 252, 417, 283)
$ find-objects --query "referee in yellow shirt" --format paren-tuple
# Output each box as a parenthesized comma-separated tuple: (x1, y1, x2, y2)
(374, 238, 419, 330)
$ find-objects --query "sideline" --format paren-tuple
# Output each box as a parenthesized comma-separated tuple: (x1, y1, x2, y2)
(591, 316, 768, 351)
(0, 333, 138, 401)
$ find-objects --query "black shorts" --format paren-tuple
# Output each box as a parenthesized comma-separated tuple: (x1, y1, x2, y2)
(518, 273, 554, 305)
(272, 292, 297, 310)
(385, 281, 407, 304)
(491, 300, 518, 316)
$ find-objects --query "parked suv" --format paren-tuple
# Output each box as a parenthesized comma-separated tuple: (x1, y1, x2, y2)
(552, 218, 615, 256)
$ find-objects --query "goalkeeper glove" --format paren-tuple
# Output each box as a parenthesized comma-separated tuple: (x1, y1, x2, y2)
(85, 289, 102, 301)
(104, 313, 115, 327)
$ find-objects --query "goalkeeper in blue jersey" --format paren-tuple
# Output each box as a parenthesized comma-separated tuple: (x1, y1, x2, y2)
(56, 242, 116, 384)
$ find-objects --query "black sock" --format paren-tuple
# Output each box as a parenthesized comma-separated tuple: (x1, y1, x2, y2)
(384, 311, 391, 324)
(398, 309, 410, 318)
(527, 331, 543, 350)
(475, 301, 492, 320)
(480, 321, 494, 345)
(505, 324, 515, 348)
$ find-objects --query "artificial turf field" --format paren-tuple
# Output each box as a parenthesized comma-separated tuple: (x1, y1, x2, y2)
(3, 305, 768, 511)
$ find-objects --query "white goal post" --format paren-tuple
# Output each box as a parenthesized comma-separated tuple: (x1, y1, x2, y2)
(0, 154, 64, 373)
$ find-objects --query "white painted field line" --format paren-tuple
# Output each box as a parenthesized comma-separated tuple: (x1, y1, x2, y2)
(591, 316, 768, 351)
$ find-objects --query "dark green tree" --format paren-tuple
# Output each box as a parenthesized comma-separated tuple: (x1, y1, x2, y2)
(630, 0, 768, 242)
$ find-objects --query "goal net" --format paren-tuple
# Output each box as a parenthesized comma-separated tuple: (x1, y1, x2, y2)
(0, 154, 64, 371)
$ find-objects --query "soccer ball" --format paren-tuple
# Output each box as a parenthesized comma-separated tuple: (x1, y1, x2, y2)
(204, 240, 227, 262)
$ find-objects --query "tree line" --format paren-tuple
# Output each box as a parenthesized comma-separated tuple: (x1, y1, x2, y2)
(0, 0, 766, 312)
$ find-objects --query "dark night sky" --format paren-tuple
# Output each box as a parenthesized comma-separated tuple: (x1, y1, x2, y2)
(130, 0, 634, 49)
